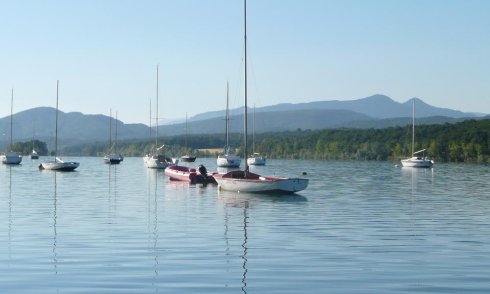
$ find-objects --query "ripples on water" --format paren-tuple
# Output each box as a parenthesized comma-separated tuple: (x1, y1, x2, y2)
(0, 158, 489, 293)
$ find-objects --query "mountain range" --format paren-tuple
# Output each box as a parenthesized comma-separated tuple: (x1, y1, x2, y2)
(1, 95, 487, 149)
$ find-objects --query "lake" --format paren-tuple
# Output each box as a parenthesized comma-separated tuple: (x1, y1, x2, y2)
(1, 157, 490, 293)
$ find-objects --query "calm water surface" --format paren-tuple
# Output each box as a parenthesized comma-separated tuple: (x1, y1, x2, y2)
(1, 157, 489, 293)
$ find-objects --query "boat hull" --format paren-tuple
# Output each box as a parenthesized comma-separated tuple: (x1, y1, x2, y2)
(247, 155, 266, 166)
(217, 155, 241, 168)
(165, 165, 197, 183)
(214, 171, 308, 193)
(1, 151, 22, 164)
(144, 154, 177, 169)
(180, 155, 197, 162)
(165, 165, 217, 184)
(401, 157, 434, 168)
(104, 153, 124, 164)
(40, 159, 79, 171)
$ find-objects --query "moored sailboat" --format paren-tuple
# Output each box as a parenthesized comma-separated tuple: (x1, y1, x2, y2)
(30, 149, 39, 159)
(214, 0, 308, 194)
(1, 89, 23, 165)
(144, 65, 177, 169)
(39, 80, 79, 171)
(400, 100, 434, 168)
(180, 113, 196, 162)
(217, 82, 241, 168)
(247, 105, 266, 166)
(103, 110, 123, 164)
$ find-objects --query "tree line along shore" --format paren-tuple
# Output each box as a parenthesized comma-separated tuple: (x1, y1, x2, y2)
(7, 119, 490, 164)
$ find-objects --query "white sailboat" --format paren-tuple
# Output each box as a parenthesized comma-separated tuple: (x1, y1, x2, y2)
(144, 65, 177, 169)
(401, 100, 434, 168)
(39, 80, 79, 171)
(1, 88, 23, 165)
(214, 0, 308, 193)
(29, 149, 39, 159)
(247, 105, 266, 166)
(180, 112, 196, 162)
(217, 82, 241, 168)
(103, 110, 124, 164)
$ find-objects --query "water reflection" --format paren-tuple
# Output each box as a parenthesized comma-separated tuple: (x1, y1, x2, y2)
(8, 166, 12, 265)
(241, 204, 249, 294)
(53, 172, 58, 276)
(146, 169, 160, 291)
(222, 195, 249, 293)
(219, 190, 307, 205)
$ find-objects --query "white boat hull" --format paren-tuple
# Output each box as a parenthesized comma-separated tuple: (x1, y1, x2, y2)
(247, 154, 266, 166)
(214, 171, 308, 193)
(40, 157, 79, 171)
(217, 154, 241, 168)
(1, 151, 22, 164)
(144, 154, 177, 169)
(401, 157, 434, 168)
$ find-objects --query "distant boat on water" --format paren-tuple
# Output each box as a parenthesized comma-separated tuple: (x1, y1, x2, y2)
(39, 80, 79, 171)
(400, 100, 434, 168)
(103, 110, 123, 164)
(217, 82, 241, 168)
(247, 105, 266, 166)
(144, 65, 177, 169)
(30, 149, 39, 160)
(180, 113, 196, 162)
(1, 88, 23, 165)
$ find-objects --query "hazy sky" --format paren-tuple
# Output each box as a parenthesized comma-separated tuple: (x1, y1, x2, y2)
(1, 0, 489, 124)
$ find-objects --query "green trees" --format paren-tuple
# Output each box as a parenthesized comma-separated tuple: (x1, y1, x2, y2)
(55, 119, 490, 163)
(11, 140, 48, 155)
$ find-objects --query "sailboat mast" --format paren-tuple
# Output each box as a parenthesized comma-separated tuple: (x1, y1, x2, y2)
(55, 80, 59, 158)
(252, 104, 256, 154)
(10, 88, 13, 150)
(244, 0, 249, 173)
(185, 112, 188, 150)
(156, 65, 159, 148)
(412, 99, 415, 155)
(115, 111, 118, 152)
(109, 109, 112, 149)
(149, 99, 152, 139)
(226, 81, 229, 148)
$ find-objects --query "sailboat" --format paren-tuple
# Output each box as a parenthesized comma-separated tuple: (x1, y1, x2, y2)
(39, 80, 79, 171)
(400, 99, 434, 168)
(217, 82, 241, 168)
(180, 112, 196, 162)
(1, 88, 23, 164)
(103, 110, 124, 164)
(247, 105, 266, 166)
(144, 65, 177, 169)
(214, 0, 308, 193)
(29, 149, 39, 160)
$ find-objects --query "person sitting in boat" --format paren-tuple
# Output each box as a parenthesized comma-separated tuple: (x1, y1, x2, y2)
(198, 164, 208, 176)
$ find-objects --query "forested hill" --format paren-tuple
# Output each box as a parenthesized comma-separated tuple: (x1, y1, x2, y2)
(65, 119, 490, 164)
(252, 119, 490, 163)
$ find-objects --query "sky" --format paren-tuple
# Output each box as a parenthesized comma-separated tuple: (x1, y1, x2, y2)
(1, 0, 489, 125)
